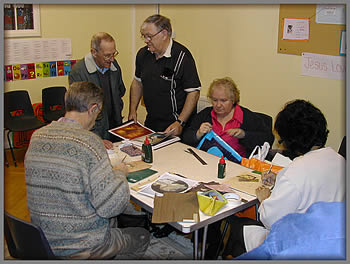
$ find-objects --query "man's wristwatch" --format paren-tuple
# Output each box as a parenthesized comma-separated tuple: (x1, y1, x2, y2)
(176, 119, 186, 127)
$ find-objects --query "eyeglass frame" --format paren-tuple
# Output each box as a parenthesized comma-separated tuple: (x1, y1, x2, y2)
(94, 48, 119, 61)
(140, 28, 164, 41)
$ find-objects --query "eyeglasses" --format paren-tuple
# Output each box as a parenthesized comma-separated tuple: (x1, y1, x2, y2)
(94, 49, 119, 60)
(140, 29, 163, 41)
(102, 50, 119, 60)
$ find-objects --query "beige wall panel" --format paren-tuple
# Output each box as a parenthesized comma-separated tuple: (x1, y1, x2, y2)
(160, 4, 345, 150)
(4, 4, 345, 150)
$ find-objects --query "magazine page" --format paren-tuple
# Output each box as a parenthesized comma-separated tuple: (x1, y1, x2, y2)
(108, 121, 154, 140)
(132, 132, 180, 147)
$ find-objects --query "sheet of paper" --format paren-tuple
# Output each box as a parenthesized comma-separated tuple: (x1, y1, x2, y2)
(271, 152, 292, 167)
(138, 172, 198, 198)
(301, 52, 345, 80)
(282, 18, 309, 40)
(152, 192, 199, 223)
(316, 4, 345, 25)
(5, 38, 72, 65)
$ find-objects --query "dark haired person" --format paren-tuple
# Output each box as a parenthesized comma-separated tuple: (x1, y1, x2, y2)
(69, 32, 126, 149)
(223, 99, 345, 259)
(25, 81, 150, 259)
(128, 14, 201, 136)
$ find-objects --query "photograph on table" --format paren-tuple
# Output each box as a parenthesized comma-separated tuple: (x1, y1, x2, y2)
(138, 172, 199, 198)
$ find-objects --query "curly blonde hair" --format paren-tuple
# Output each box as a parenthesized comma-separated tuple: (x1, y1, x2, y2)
(207, 77, 240, 105)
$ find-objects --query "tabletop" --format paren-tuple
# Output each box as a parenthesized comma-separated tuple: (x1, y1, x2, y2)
(112, 142, 261, 234)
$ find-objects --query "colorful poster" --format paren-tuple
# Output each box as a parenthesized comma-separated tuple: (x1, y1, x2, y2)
(5, 65, 13, 81)
(20, 64, 28, 80)
(57, 61, 64, 76)
(70, 59, 77, 69)
(42, 62, 50, 77)
(63, 60, 71, 75)
(49, 61, 57, 76)
(12, 64, 21, 81)
(35, 62, 43, 78)
(27, 63, 36, 79)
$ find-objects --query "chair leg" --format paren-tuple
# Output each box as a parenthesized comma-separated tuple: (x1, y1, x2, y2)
(4, 149, 9, 167)
(7, 131, 17, 167)
(215, 220, 229, 259)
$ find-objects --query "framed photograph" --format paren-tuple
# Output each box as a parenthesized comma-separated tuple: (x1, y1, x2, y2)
(4, 4, 41, 38)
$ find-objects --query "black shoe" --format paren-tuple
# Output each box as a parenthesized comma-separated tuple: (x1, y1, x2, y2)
(153, 225, 174, 238)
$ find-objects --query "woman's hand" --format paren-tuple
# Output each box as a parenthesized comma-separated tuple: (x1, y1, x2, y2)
(255, 185, 271, 203)
(226, 128, 245, 139)
(196, 122, 212, 140)
(261, 171, 277, 187)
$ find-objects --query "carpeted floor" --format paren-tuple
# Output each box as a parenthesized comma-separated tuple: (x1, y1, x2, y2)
(142, 231, 194, 260)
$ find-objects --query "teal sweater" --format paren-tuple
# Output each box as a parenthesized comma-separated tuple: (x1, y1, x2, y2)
(25, 120, 129, 257)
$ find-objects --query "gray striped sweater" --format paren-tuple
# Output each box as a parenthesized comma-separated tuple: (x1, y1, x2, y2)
(25, 120, 129, 257)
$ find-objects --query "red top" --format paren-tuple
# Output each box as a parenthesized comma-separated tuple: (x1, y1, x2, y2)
(211, 104, 246, 157)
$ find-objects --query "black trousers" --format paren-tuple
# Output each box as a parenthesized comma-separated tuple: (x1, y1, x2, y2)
(222, 215, 264, 258)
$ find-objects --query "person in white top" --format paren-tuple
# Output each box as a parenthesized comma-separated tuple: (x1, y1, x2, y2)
(222, 99, 345, 259)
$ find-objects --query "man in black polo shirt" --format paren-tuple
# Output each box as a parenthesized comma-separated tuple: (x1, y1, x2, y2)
(69, 32, 126, 149)
(128, 14, 201, 136)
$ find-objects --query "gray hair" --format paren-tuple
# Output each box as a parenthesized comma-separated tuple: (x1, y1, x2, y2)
(65, 81, 103, 112)
(143, 14, 172, 36)
(90, 32, 115, 51)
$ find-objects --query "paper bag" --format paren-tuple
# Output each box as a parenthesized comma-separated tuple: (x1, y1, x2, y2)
(241, 157, 284, 174)
(197, 190, 227, 216)
(152, 192, 199, 223)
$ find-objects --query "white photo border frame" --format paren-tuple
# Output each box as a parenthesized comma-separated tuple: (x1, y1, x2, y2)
(4, 4, 41, 38)
(339, 30, 346, 56)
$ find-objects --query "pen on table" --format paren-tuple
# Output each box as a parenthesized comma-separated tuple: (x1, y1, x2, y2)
(186, 148, 207, 165)
(267, 164, 273, 174)
(170, 172, 187, 178)
(121, 155, 127, 162)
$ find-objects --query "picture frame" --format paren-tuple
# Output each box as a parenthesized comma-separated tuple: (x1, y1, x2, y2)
(4, 4, 41, 38)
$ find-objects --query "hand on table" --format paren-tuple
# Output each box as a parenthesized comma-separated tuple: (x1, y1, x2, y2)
(255, 185, 271, 203)
(113, 162, 128, 177)
(103, 139, 114, 149)
(164, 121, 183, 136)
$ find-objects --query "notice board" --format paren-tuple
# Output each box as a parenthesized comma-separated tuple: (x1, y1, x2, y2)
(278, 4, 345, 56)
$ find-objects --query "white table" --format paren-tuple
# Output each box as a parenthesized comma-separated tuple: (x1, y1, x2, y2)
(117, 142, 259, 260)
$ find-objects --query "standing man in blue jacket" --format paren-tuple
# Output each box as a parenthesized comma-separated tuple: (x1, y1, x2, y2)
(69, 32, 126, 149)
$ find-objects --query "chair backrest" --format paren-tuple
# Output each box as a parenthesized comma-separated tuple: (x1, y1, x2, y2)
(4, 212, 55, 259)
(254, 112, 274, 146)
(42, 86, 67, 112)
(4, 90, 35, 123)
(338, 136, 346, 159)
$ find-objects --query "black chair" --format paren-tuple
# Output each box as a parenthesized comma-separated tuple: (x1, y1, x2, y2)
(42, 86, 67, 123)
(338, 136, 346, 159)
(4, 90, 46, 167)
(254, 112, 274, 147)
(4, 212, 56, 259)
